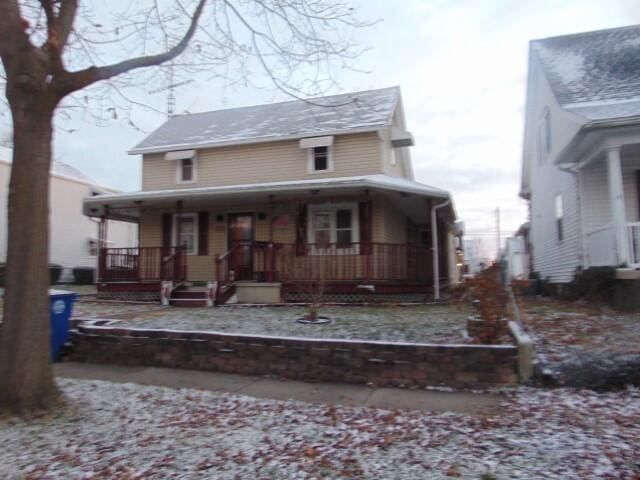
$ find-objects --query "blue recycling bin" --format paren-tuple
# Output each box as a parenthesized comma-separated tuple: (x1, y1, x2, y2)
(49, 289, 77, 362)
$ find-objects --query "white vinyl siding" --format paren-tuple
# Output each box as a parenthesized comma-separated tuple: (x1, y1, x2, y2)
(526, 54, 584, 283)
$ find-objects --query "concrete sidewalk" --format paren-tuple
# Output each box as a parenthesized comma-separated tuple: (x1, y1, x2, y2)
(55, 362, 504, 414)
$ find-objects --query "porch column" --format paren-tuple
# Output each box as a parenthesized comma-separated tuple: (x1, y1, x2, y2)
(606, 146, 629, 266)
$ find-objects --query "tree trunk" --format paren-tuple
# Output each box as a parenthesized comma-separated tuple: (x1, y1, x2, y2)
(0, 95, 58, 413)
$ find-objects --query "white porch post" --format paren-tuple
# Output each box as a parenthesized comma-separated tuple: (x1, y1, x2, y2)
(606, 146, 629, 266)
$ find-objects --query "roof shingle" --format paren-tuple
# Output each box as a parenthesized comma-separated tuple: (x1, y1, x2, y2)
(130, 87, 400, 154)
(532, 25, 640, 116)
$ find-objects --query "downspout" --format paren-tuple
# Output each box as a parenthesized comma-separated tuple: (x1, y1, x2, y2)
(431, 198, 451, 301)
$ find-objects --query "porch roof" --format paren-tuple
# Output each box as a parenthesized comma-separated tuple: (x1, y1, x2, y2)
(83, 174, 453, 222)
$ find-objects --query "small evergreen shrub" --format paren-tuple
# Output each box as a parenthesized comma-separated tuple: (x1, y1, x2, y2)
(72, 267, 95, 285)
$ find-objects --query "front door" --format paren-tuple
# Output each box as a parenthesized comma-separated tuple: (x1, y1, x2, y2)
(228, 213, 255, 280)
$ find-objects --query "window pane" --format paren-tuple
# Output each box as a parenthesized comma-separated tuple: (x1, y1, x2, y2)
(313, 211, 331, 230)
(182, 165, 193, 181)
(313, 146, 328, 171)
(336, 209, 351, 229)
(555, 195, 563, 219)
(336, 230, 352, 244)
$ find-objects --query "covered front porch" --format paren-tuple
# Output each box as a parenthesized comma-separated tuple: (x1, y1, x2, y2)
(575, 143, 640, 271)
(85, 176, 459, 304)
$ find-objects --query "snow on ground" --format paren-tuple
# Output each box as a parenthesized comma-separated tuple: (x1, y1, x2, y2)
(520, 297, 640, 386)
(0, 379, 638, 479)
(521, 298, 640, 361)
(71, 300, 167, 320)
(112, 304, 473, 344)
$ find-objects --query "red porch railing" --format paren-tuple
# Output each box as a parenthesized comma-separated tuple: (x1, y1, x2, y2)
(98, 247, 187, 282)
(219, 242, 434, 284)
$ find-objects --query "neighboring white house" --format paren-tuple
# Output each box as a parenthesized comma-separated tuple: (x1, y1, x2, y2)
(502, 237, 529, 282)
(462, 237, 490, 276)
(521, 25, 640, 283)
(0, 146, 137, 282)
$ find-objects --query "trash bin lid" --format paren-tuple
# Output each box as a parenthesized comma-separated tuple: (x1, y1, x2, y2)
(49, 289, 76, 296)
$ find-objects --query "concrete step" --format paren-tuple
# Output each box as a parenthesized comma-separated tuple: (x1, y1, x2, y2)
(171, 290, 209, 299)
(168, 298, 209, 307)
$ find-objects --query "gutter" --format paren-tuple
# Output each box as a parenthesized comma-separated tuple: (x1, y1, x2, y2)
(84, 176, 450, 209)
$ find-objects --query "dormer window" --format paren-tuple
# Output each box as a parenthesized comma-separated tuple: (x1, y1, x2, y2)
(299, 136, 334, 174)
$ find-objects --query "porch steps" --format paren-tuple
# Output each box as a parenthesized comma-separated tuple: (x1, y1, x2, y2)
(169, 287, 210, 308)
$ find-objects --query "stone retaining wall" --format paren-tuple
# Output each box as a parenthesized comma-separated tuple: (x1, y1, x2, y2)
(68, 324, 519, 388)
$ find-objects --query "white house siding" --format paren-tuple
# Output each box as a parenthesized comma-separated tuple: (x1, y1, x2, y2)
(525, 54, 585, 283)
(622, 153, 640, 222)
(0, 159, 137, 281)
(580, 159, 611, 233)
(580, 152, 640, 233)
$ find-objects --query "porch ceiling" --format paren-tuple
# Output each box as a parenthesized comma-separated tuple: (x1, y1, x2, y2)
(83, 174, 454, 223)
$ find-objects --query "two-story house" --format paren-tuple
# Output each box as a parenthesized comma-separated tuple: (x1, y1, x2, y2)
(521, 25, 640, 290)
(84, 87, 460, 305)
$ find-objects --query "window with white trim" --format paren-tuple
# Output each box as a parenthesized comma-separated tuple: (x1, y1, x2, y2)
(173, 213, 198, 254)
(390, 147, 397, 166)
(308, 203, 359, 252)
(555, 194, 563, 242)
(177, 157, 196, 183)
(308, 146, 333, 173)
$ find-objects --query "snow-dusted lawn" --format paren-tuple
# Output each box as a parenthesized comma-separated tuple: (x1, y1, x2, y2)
(1, 379, 638, 479)
(113, 304, 473, 344)
(521, 297, 640, 362)
(72, 300, 167, 320)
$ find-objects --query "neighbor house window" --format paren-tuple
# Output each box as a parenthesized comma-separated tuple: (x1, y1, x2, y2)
(177, 157, 196, 183)
(538, 107, 551, 164)
(173, 214, 198, 254)
(390, 146, 397, 166)
(308, 203, 359, 251)
(308, 146, 333, 173)
(555, 194, 563, 242)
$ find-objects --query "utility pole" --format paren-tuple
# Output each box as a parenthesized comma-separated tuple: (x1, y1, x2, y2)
(495, 207, 501, 261)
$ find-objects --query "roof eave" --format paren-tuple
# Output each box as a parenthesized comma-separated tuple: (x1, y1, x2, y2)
(128, 125, 388, 155)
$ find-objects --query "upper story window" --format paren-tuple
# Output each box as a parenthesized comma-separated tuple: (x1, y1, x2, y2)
(165, 150, 197, 184)
(309, 146, 333, 173)
(299, 136, 334, 174)
(538, 107, 551, 164)
(390, 147, 397, 166)
(555, 194, 564, 242)
(178, 157, 196, 183)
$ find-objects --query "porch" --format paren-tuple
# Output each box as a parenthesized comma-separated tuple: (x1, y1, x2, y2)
(579, 144, 640, 270)
(98, 240, 438, 303)
(86, 175, 459, 304)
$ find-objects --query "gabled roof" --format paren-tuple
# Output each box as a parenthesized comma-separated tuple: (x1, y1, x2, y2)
(130, 87, 400, 154)
(532, 25, 640, 121)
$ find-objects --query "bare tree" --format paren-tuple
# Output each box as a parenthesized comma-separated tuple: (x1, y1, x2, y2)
(0, 0, 369, 414)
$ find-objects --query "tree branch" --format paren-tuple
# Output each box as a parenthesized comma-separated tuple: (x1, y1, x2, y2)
(57, 0, 207, 98)
(0, 1, 31, 60)
(57, 0, 78, 48)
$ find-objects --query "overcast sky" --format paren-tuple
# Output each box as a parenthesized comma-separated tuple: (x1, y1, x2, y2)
(4, 0, 640, 258)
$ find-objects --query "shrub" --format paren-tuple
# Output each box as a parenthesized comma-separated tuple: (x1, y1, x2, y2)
(49, 264, 63, 285)
(565, 267, 616, 303)
(465, 263, 509, 344)
(72, 267, 95, 285)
